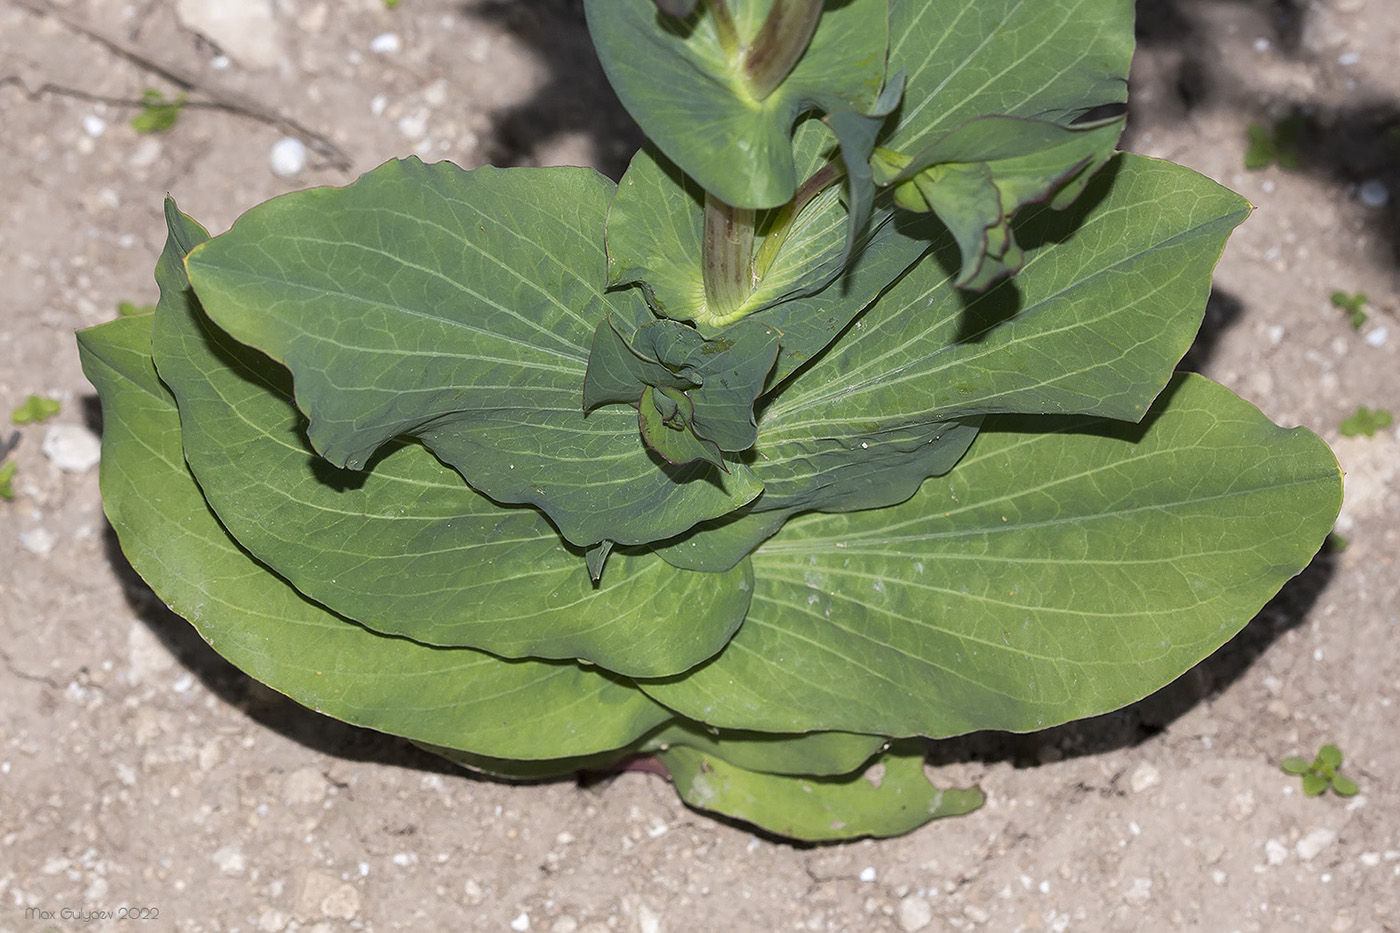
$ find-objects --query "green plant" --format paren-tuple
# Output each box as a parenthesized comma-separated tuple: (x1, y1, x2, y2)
(78, 0, 1341, 841)
(130, 89, 187, 134)
(1244, 113, 1305, 171)
(11, 394, 61, 425)
(0, 458, 15, 501)
(1282, 744, 1359, 797)
(1330, 290, 1368, 330)
(118, 300, 157, 317)
(1340, 405, 1394, 437)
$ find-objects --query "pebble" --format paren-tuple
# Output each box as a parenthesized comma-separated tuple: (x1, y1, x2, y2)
(42, 423, 101, 473)
(1364, 325, 1388, 348)
(1265, 838, 1289, 865)
(82, 114, 107, 138)
(898, 896, 933, 932)
(1130, 761, 1161, 793)
(510, 913, 530, 931)
(1122, 877, 1152, 906)
(1296, 828, 1338, 861)
(174, 0, 283, 70)
(637, 904, 660, 933)
(282, 766, 329, 806)
(1358, 179, 1389, 208)
(859, 866, 877, 882)
(19, 527, 55, 555)
(269, 137, 308, 178)
(212, 844, 247, 876)
(369, 32, 401, 54)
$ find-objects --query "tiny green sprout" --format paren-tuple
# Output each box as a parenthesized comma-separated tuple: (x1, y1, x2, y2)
(1329, 291, 1368, 330)
(1282, 744, 1359, 797)
(11, 394, 62, 425)
(384, 0, 401, 6)
(131, 89, 188, 134)
(1339, 406, 1395, 438)
(1244, 114, 1305, 171)
(118, 301, 157, 317)
(0, 459, 15, 501)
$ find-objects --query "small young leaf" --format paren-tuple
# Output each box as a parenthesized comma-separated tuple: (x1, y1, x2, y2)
(0, 459, 16, 501)
(1317, 744, 1344, 769)
(1339, 406, 1394, 438)
(131, 89, 186, 134)
(11, 394, 61, 424)
(1280, 757, 1312, 775)
(1330, 773, 1359, 797)
(1329, 291, 1368, 329)
(1300, 772, 1329, 797)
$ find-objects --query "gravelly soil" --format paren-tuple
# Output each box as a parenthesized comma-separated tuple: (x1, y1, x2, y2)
(1, 1, 1397, 931)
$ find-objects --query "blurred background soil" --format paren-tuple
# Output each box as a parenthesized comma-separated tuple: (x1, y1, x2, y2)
(1, 1, 1397, 930)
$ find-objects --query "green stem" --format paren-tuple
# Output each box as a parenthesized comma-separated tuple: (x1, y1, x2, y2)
(702, 192, 757, 324)
(708, 0, 740, 59)
(743, 0, 823, 101)
(752, 162, 842, 280)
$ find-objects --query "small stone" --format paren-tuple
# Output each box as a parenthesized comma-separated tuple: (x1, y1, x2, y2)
(174, 0, 284, 69)
(859, 866, 877, 883)
(282, 766, 329, 806)
(1358, 179, 1389, 208)
(1129, 761, 1161, 793)
(550, 919, 579, 933)
(963, 904, 990, 924)
(1296, 828, 1338, 861)
(510, 913, 530, 932)
(637, 904, 660, 933)
(19, 528, 55, 555)
(1122, 877, 1152, 905)
(898, 896, 933, 932)
(257, 907, 290, 932)
(369, 32, 401, 54)
(212, 844, 247, 876)
(1364, 325, 1388, 348)
(82, 114, 107, 137)
(269, 137, 307, 178)
(297, 871, 358, 921)
(42, 423, 101, 472)
(1265, 838, 1289, 865)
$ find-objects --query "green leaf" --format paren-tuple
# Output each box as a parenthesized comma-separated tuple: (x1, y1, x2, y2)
(1280, 757, 1312, 775)
(884, 0, 1133, 155)
(152, 200, 754, 678)
(184, 157, 762, 549)
(0, 459, 15, 501)
(639, 374, 1342, 737)
(1339, 406, 1394, 438)
(77, 313, 673, 760)
(882, 117, 1124, 289)
(1301, 773, 1328, 797)
(584, 0, 889, 209)
(638, 384, 725, 468)
(11, 394, 61, 425)
(1317, 744, 1344, 769)
(131, 89, 186, 134)
(658, 742, 984, 841)
(1330, 773, 1359, 797)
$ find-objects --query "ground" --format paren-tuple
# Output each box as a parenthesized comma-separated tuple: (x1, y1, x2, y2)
(1, 1, 1397, 931)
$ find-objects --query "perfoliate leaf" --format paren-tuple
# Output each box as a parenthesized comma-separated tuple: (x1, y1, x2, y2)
(184, 157, 762, 549)
(585, 0, 889, 209)
(658, 742, 984, 841)
(153, 199, 752, 678)
(640, 375, 1341, 737)
(77, 312, 674, 761)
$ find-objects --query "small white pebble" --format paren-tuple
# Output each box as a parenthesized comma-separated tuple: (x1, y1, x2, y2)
(398, 112, 428, 139)
(1265, 838, 1289, 866)
(42, 423, 102, 473)
(82, 114, 107, 137)
(370, 32, 401, 54)
(1338, 51, 1361, 66)
(859, 866, 877, 883)
(1358, 179, 1390, 208)
(1296, 828, 1338, 861)
(1253, 37, 1270, 52)
(269, 137, 308, 178)
(509, 913, 530, 932)
(1360, 852, 1382, 867)
(370, 93, 388, 116)
(211, 55, 230, 71)
(19, 528, 56, 556)
(1364, 325, 1388, 348)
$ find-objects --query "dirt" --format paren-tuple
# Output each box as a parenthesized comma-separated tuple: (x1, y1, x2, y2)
(1, 1, 1397, 931)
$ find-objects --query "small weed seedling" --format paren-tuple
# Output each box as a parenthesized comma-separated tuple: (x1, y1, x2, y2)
(11, 394, 61, 425)
(0, 457, 15, 501)
(131, 89, 187, 134)
(1340, 406, 1395, 437)
(1282, 744, 1359, 797)
(1244, 114, 1305, 171)
(1329, 291, 1368, 330)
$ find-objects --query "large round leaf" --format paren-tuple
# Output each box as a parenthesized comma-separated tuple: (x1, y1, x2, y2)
(77, 313, 672, 760)
(639, 374, 1342, 736)
(151, 202, 753, 678)
(183, 158, 761, 550)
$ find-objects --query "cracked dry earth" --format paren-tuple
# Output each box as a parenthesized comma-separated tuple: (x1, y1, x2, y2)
(1, 1, 1398, 931)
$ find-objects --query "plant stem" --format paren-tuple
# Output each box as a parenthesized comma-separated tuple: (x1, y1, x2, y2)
(707, 0, 740, 59)
(702, 192, 757, 323)
(752, 162, 841, 279)
(743, 0, 823, 101)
